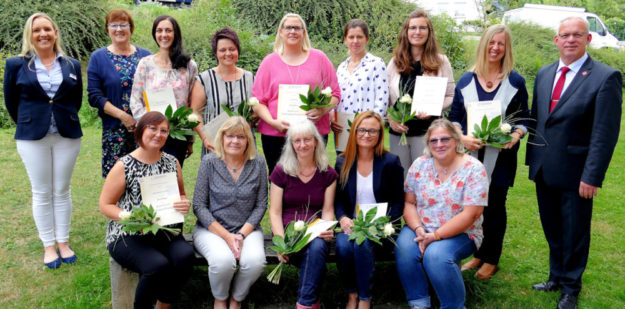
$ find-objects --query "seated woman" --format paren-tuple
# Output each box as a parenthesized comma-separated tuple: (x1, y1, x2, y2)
(99, 111, 195, 309)
(192, 116, 267, 309)
(395, 119, 488, 309)
(269, 120, 337, 309)
(334, 111, 404, 309)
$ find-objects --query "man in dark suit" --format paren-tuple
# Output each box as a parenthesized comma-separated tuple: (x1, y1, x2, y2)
(526, 17, 622, 309)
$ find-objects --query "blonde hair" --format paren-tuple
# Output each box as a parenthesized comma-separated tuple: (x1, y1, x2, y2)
(273, 13, 312, 54)
(20, 13, 65, 58)
(472, 24, 514, 78)
(392, 9, 443, 75)
(423, 119, 465, 156)
(278, 120, 329, 177)
(213, 116, 257, 160)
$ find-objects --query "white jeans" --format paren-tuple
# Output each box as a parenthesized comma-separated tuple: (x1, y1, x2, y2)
(389, 133, 426, 177)
(16, 134, 81, 247)
(193, 228, 266, 301)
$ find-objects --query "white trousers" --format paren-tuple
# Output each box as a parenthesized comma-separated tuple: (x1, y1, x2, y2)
(389, 133, 426, 177)
(16, 134, 81, 247)
(193, 228, 266, 301)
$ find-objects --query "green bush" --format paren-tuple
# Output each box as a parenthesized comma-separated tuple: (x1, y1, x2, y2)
(0, 52, 13, 128)
(588, 48, 625, 84)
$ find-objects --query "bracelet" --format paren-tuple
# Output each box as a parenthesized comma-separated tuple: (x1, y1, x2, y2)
(414, 226, 424, 234)
(433, 230, 442, 241)
(236, 232, 245, 239)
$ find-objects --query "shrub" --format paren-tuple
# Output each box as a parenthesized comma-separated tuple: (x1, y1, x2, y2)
(0, 52, 13, 128)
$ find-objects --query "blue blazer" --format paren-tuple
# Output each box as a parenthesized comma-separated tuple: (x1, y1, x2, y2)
(334, 152, 405, 221)
(526, 57, 622, 190)
(4, 55, 83, 140)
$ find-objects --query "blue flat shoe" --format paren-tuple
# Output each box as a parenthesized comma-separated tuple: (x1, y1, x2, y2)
(60, 248, 77, 264)
(44, 257, 62, 269)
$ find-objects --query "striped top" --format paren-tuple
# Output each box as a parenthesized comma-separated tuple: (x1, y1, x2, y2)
(196, 68, 254, 122)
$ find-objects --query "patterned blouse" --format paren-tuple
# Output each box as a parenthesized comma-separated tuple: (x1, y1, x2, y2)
(105, 152, 178, 246)
(336, 52, 388, 115)
(404, 155, 489, 248)
(129, 55, 198, 120)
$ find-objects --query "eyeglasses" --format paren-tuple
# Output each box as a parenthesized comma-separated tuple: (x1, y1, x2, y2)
(224, 133, 246, 141)
(356, 128, 380, 137)
(557, 32, 587, 40)
(408, 26, 428, 33)
(292, 136, 314, 145)
(282, 25, 303, 32)
(107, 23, 130, 30)
(146, 125, 169, 135)
(428, 137, 452, 145)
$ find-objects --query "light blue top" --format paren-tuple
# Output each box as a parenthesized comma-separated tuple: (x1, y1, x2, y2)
(34, 54, 63, 133)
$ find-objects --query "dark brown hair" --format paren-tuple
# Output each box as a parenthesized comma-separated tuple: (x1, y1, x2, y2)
(343, 19, 369, 39)
(152, 15, 190, 70)
(105, 9, 135, 34)
(134, 112, 169, 148)
(392, 9, 443, 75)
(211, 28, 241, 62)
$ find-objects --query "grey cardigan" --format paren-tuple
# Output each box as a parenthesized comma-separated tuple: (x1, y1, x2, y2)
(193, 153, 268, 232)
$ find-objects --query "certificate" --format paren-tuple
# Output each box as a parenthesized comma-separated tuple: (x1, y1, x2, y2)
(410, 76, 448, 116)
(277, 84, 310, 123)
(304, 219, 338, 245)
(355, 202, 388, 220)
(138, 172, 184, 226)
(465, 100, 502, 136)
(144, 86, 177, 115)
(201, 112, 229, 145)
(335, 111, 357, 152)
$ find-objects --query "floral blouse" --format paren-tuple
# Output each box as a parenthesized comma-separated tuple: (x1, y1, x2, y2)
(404, 155, 489, 248)
(336, 52, 388, 115)
(129, 55, 198, 120)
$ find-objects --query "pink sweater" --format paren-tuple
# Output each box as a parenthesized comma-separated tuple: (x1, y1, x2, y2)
(252, 48, 341, 136)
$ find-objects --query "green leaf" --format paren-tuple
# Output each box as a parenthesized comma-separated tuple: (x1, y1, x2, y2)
(299, 94, 309, 104)
(220, 104, 235, 117)
(164, 105, 173, 118)
(481, 115, 488, 130)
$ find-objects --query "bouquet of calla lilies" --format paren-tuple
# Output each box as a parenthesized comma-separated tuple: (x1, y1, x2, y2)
(164, 106, 200, 140)
(299, 86, 333, 111)
(117, 204, 180, 236)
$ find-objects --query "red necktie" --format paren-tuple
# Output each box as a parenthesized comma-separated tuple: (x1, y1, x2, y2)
(550, 66, 570, 112)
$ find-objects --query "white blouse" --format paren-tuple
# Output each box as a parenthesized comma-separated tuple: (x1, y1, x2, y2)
(336, 52, 389, 115)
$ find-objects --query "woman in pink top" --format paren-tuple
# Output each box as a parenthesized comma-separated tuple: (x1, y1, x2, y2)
(252, 13, 340, 174)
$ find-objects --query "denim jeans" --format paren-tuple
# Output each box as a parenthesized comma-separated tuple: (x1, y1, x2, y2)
(290, 237, 329, 306)
(336, 232, 375, 301)
(395, 226, 476, 309)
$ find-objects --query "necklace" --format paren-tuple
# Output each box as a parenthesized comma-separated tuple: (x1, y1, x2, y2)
(226, 159, 245, 174)
(298, 166, 316, 178)
(41, 60, 55, 67)
(286, 62, 301, 84)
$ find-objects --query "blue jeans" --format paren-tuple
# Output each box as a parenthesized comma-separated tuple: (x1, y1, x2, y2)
(395, 226, 476, 309)
(291, 237, 329, 306)
(336, 232, 375, 301)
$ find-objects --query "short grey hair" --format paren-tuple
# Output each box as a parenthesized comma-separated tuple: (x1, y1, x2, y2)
(423, 118, 465, 156)
(278, 120, 329, 176)
(559, 16, 589, 33)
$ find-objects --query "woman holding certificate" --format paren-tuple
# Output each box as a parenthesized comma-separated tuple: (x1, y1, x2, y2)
(395, 119, 488, 309)
(387, 9, 455, 176)
(269, 120, 337, 309)
(130, 15, 198, 166)
(190, 28, 255, 156)
(448, 24, 529, 280)
(4, 13, 82, 269)
(192, 116, 267, 309)
(88, 9, 152, 178)
(100, 111, 194, 309)
(334, 111, 404, 309)
(252, 13, 340, 174)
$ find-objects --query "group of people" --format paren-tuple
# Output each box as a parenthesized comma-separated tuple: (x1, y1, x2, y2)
(3, 6, 621, 309)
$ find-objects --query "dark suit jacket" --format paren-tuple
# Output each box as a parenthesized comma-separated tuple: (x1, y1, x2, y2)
(526, 56, 622, 190)
(4, 55, 83, 140)
(334, 152, 405, 221)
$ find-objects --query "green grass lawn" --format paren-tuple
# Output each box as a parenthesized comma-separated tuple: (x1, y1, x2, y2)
(1, 108, 624, 308)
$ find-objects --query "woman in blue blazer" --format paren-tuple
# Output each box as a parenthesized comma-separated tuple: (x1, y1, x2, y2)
(334, 111, 404, 308)
(87, 9, 151, 178)
(3, 13, 82, 269)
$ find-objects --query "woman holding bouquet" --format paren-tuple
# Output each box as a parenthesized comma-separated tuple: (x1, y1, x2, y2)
(395, 119, 488, 309)
(387, 9, 455, 176)
(192, 116, 267, 309)
(130, 15, 198, 166)
(190, 28, 255, 156)
(448, 24, 529, 280)
(252, 13, 340, 174)
(334, 111, 404, 309)
(269, 120, 337, 309)
(99, 111, 195, 309)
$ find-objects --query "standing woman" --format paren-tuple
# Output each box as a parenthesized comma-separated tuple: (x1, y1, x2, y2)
(269, 120, 337, 309)
(387, 9, 455, 176)
(190, 28, 254, 156)
(193, 116, 267, 309)
(334, 111, 404, 309)
(130, 15, 198, 166)
(3, 13, 82, 269)
(88, 9, 152, 178)
(252, 13, 341, 174)
(448, 24, 529, 280)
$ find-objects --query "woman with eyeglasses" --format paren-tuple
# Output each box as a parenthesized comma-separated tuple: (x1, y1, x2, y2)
(387, 9, 455, 176)
(269, 120, 337, 309)
(88, 9, 152, 178)
(448, 24, 529, 280)
(130, 15, 198, 166)
(394, 119, 488, 309)
(252, 13, 340, 175)
(334, 111, 404, 309)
